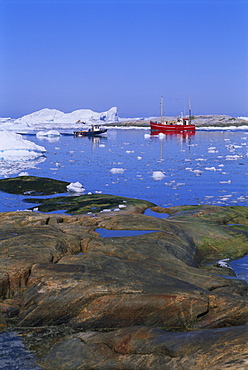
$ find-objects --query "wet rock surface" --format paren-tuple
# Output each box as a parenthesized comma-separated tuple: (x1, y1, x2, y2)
(0, 204, 247, 369)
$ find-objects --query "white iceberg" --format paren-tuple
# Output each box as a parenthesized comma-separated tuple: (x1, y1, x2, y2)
(152, 171, 165, 180)
(0, 131, 46, 160)
(110, 168, 125, 174)
(66, 181, 85, 192)
(205, 167, 217, 171)
(36, 130, 61, 137)
(0, 107, 118, 131)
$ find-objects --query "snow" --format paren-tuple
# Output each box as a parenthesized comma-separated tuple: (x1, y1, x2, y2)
(0, 107, 118, 131)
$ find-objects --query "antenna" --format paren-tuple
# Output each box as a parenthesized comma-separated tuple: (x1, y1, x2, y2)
(160, 96, 163, 122)
(188, 97, 192, 124)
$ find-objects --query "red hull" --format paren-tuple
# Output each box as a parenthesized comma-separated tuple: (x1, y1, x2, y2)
(150, 121, 195, 132)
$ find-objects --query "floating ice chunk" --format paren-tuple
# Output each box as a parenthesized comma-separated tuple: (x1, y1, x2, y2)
(144, 134, 150, 139)
(119, 204, 126, 208)
(126, 150, 134, 153)
(95, 190, 102, 194)
(205, 167, 217, 171)
(99, 144, 105, 148)
(216, 258, 231, 268)
(158, 133, 165, 138)
(208, 147, 218, 153)
(36, 130, 60, 137)
(18, 171, 29, 176)
(137, 156, 142, 160)
(100, 209, 111, 212)
(193, 170, 203, 176)
(195, 158, 207, 161)
(219, 180, 231, 184)
(66, 181, 85, 192)
(110, 168, 125, 174)
(225, 155, 242, 160)
(152, 171, 165, 180)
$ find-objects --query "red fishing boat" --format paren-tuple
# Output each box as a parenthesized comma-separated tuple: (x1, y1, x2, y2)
(150, 118, 195, 132)
(150, 97, 195, 133)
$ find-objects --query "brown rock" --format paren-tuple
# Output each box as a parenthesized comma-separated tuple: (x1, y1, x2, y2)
(38, 325, 248, 370)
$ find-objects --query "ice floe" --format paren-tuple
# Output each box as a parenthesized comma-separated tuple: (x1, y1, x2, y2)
(0, 131, 46, 160)
(36, 130, 60, 137)
(205, 167, 217, 171)
(152, 171, 165, 180)
(66, 181, 85, 192)
(110, 168, 125, 174)
(208, 147, 218, 153)
(225, 155, 242, 160)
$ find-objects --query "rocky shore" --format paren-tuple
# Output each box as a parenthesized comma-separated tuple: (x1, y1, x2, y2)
(0, 177, 247, 369)
(108, 115, 248, 127)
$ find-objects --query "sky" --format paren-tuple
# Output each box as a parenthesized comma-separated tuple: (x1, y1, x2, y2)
(1, 0, 248, 118)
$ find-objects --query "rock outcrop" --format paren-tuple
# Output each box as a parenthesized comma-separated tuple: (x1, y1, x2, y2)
(0, 204, 247, 369)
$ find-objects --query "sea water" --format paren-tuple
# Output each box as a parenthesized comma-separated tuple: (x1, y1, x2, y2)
(0, 128, 247, 211)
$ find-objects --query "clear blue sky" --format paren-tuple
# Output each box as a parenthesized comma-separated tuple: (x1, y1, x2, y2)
(1, 0, 248, 118)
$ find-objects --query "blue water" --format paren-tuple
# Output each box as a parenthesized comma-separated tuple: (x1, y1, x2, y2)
(0, 129, 247, 211)
(0, 332, 43, 370)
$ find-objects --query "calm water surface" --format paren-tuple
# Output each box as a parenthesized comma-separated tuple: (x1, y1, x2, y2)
(0, 128, 247, 211)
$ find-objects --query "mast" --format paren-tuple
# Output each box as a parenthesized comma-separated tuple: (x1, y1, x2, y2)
(160, 96, 164, 123)
(188, 97, 192, 124)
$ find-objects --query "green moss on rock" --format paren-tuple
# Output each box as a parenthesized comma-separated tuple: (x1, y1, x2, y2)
(24, 193, 156, 214)
(0, 176, 71, 195)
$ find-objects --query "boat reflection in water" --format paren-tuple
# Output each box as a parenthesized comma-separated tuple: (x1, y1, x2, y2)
(150, 129, 195, 140)
(150, 130, 195, 160)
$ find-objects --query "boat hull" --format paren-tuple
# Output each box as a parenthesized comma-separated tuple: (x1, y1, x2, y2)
(74, 129, 107, 137)
(150, 121, 195, 132)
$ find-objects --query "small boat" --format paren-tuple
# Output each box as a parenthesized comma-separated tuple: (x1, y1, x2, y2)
(74, 125, 107, 137)
(150, 97, 195, 133)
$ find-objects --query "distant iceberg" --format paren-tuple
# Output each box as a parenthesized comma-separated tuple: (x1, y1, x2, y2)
(0, 107, 118, 131)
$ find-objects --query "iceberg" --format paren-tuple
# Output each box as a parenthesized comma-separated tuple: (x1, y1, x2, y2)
(110, 168, 125, 174)
(0, 131, 46, 160)
(0, 107, 118, 131)
(66, 181, 85, 193)
(36, 130, 61, 137)
(0, 131, 46, 177)
(152, 171, 165, 180)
